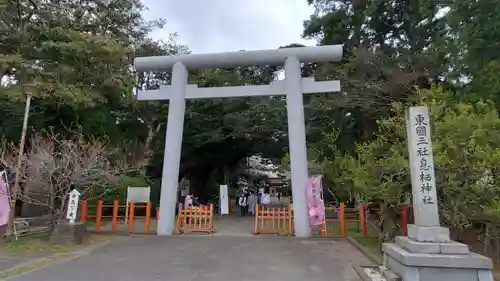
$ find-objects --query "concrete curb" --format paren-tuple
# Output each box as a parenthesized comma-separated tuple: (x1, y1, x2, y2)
(88, 230, 131, 236)
(346, 236, 382, 265)
(0, 239, 113, 280)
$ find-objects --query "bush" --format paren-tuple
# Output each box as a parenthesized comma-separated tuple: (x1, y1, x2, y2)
(87, 175, 149, 204)
(316, 86, 500, 242)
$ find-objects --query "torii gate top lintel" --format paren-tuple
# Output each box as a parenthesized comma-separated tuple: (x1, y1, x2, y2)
(134, 45, 343, 72)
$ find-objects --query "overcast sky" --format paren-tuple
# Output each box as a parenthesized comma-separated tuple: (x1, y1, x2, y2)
(142, 0, 316, 54)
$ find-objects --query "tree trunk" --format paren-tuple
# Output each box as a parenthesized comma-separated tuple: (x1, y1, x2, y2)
(49, 183, 56, 232)
(378, 204, 399, 243)
(51, 193, 69, 236)
(135, 121, 162, 177)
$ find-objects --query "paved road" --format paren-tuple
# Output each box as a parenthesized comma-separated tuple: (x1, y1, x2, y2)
(9, 236, 369, 281)
(213, 215, 255, 237)
(0, 251, 51, 273)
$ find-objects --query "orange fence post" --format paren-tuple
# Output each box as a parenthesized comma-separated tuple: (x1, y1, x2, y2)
(111, 200, 119, 231)
(156, 207, 159, 221)
(96, 200, 103, 230)
(271, 207, 276, 231)
(80, 200, 87, 222)
(209, 204, 214, 232)
(339, 203, 346, 237)
(183, 205, 188, 231)
(359, 203, 367, 237)
(128, 201, 135, 233)
(176, 203, 183, 233)
(197, 206, 202, 230)
(145, 201, 151, 233)
(260, 206, 265, 232)
(401, 204, 408, 236)
(321, 216, 327, 237)
(253, 204, 294, 236)
(278, 208, 281, 233)
(253, 204, 259, 234)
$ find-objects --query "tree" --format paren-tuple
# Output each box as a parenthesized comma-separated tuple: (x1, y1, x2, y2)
(0, 0, 165, 220)
(1, 130, 134, 230)
(326, 87, 500, 243)
(301, 0, 450, 155)
(446, 0, 500, 107)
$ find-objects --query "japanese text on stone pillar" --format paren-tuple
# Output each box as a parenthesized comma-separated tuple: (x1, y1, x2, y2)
(413, 113, 436, 205)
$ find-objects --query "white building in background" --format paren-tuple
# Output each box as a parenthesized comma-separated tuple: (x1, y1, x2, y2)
(245, 155, 279, 178)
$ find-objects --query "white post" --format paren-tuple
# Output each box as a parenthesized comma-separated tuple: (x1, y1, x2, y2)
(66, 189, 80, 225)
(284, 56, 311, 238)
(157, 62, 188, 236)
(219, 185, 229, 215)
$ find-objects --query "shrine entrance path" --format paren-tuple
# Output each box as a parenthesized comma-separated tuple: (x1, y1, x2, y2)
(8, 236, 370, 281)
(213, 214, 255, 237)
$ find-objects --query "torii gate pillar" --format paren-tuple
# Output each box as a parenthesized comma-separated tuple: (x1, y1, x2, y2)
(283, 56, 310, 237)
(158, 62, 188, 236)
(135, 45, 343, 237)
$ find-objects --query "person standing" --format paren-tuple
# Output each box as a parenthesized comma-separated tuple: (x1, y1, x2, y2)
(261, 191, 271, 208)
(238, 193, 248, 216)
(183, 192, 194, 224)
(192, 195, 200, 206)
(184, 192, 194, 209)
(247, 191, 257, 215)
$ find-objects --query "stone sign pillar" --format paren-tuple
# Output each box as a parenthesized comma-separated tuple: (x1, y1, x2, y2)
(382, 106, 493, 281)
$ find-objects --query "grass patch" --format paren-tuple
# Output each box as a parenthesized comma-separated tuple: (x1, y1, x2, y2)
(312, 220, 379, 237)
(1, 232, 111, 254)
(3, 233, 70, 253)
(356, 238, 383, 259)
(84, 219, 114, 229)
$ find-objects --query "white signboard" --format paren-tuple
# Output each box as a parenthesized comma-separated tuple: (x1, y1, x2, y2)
(66, 189, 81, 224)
(406, 106, 439, 227)
(127, 186, 150, 203)
(125, 186, 150, 224)
(220, 185, 229, 215)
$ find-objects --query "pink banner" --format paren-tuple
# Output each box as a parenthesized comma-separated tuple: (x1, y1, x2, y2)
(0, 171, 11, 226)
(305, 174, 325, 226)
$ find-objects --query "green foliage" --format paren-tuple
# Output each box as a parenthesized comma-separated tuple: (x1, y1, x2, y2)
(3, 0, 500, 224)
(0, 0, 291, 196)
(325, 87, 500, 231)
(87, 176, 149, 204)
(280, 153, 290, 171)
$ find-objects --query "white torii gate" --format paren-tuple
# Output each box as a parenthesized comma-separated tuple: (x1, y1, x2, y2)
(134, 45, 343, 237)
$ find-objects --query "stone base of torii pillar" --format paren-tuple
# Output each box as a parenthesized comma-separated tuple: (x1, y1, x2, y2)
(381, 225, 493, 281)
